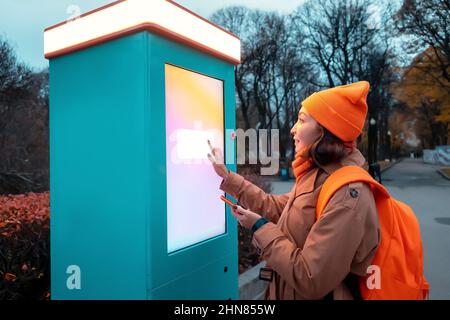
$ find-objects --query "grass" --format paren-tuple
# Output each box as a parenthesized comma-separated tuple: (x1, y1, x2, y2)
(439, 167, 450, 178)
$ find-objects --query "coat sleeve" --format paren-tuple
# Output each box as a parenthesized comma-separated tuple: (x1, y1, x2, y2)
(219, 171, 290, 223)
(251, 181, 379, 299)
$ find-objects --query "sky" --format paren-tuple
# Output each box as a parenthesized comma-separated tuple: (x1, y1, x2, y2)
(0, 0, 306, 71)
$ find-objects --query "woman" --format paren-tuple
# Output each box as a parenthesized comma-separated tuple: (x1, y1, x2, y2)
(208, 81, 380, 300)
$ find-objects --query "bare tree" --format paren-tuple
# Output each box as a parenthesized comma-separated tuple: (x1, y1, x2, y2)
(394, 0, 450, 87)
(292, 0, 388, 87)
(211, 8, 312, 160)
(0, 37, 49, 194)
(211, 6, 254, 130)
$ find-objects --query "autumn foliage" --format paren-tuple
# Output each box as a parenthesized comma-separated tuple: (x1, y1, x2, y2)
(0, 191, 50, 300)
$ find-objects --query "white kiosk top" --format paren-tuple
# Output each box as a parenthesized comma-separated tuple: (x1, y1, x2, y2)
(44, 0, 241, 65)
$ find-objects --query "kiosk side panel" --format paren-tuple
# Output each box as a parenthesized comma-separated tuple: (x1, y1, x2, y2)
(50, 32, 149, 299)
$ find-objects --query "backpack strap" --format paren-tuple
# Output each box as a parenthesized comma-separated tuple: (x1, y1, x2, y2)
(316, 165, 390, 300)
(316, 165, 389, 221)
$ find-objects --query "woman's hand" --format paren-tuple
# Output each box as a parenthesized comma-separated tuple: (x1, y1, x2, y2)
(231, 205, 263, 230)
(207, 139, 229, 179)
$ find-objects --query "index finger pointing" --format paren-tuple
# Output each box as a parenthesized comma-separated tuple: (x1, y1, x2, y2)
(207, 139, 214, 152)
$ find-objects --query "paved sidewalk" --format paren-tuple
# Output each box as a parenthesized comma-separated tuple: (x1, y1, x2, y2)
(382, 158, 450, 300)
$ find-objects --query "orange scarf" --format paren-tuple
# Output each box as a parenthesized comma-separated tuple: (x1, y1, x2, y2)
(292, 145, 314, 183)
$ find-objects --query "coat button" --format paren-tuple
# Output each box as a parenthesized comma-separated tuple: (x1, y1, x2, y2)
(350, 188, 359, 198)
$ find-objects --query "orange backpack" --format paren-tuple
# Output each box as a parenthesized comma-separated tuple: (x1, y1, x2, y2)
(316, 165, 430, 300)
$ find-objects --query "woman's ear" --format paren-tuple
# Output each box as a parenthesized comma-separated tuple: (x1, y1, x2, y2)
(313, 124, 324, 143)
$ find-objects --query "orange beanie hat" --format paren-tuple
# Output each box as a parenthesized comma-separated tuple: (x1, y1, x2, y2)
(301, 81, 370, 142)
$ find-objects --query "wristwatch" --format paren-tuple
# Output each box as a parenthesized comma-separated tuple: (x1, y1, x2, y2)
(252, 217, 269, 233)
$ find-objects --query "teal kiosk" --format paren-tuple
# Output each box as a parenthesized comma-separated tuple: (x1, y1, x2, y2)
(44, 0, 241, 299)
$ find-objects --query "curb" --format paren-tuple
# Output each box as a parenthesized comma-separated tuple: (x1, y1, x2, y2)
(380, 158, 404, 173)
(238, 261, 268, 300)
(437, 168, 450, 180)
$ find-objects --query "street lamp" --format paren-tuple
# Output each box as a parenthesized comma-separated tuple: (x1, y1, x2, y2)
(368, 118, 377, 165)
(368, 117, 380, 181)
(387, 130, 392, 162)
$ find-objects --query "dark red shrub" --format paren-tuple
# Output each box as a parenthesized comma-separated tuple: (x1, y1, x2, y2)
(0, 191, 50, 300)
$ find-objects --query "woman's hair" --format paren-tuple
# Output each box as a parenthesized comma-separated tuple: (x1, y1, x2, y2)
(307, 125, 353, 167)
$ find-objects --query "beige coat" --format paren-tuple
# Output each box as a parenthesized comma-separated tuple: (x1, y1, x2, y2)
(220, 148, 380, 300)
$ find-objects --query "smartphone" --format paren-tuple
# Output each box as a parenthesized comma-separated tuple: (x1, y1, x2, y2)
(220, 196, 246, 214)
(220, 195, 236, 208)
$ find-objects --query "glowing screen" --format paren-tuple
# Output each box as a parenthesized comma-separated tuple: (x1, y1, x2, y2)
(165, 63, 225, 254)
